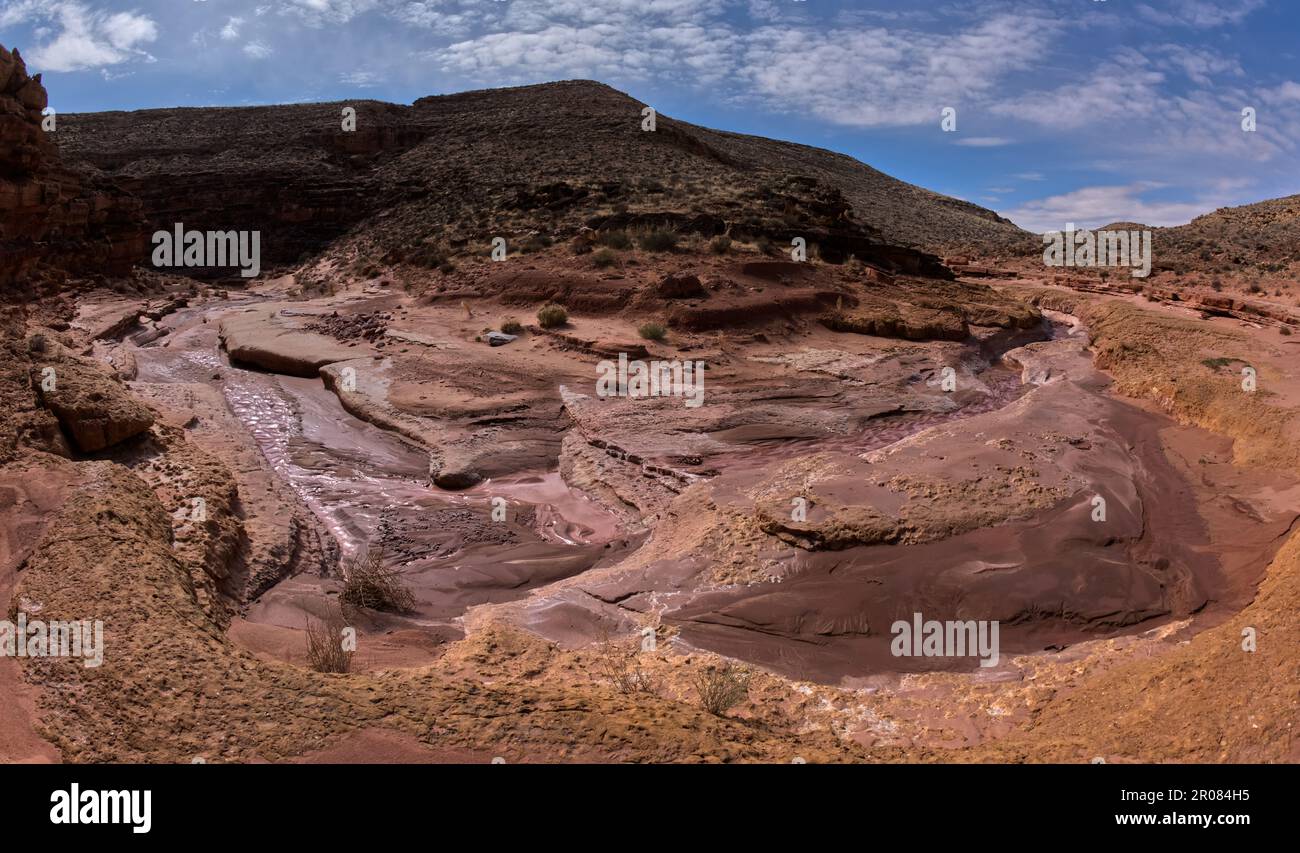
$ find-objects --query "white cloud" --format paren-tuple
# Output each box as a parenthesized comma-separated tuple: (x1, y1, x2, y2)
(21, 2, 157, 72)
(739, 14, 1060, 127)
(281, 0, 380, 27)
(340, 69, 380, 87)
(0, 0, 48, 29)
(220, 17, 244, 41)
(243, 40, 272, 59)
(1004, 183, 1246, 232)
(437, 19, 737, 84)
(1149, 43, 1244, 85)
(1136, 0, 1266, 29)
(992, 50, 1165, 130)
(392, 2, 482, 37)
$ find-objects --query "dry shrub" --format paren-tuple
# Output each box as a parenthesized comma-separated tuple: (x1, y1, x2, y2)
(305, 609, 354, 674)
(694, 662, 751, 717)
(597, 230, 633, 250)
(594, 631, 659, 695)
(339, 546, 416, 615)
(637, 229, 678, 252)
(537, 302, 568, 328)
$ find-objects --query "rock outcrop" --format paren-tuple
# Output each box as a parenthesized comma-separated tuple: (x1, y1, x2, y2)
(0, 43, 145, 289)
(31, 358, 154, 452)
(219, 306, 373, 376)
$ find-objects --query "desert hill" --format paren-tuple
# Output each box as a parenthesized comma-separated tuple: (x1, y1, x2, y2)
(53, 80, 1029, 276)
(1095, 194, 1300, 277)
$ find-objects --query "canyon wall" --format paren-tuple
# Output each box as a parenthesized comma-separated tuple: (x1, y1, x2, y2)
(0, 44, 145, 290)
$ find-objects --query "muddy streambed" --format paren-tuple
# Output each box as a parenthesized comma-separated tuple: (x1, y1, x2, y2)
(134, 300, 631, 635)
(131, 301, 1300, 684)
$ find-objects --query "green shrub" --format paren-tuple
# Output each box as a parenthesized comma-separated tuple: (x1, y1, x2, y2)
(638, 321, 667, 341)
(709, 235, 732, 255)
(537, 303, 568, 329)
(592, 248, 618, 269)
(500, 318, 524, 335)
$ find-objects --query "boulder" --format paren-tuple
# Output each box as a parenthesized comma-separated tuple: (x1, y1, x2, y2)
(219, 307, 370, 376)
(32, 360, 154, 452)
(656, 272, 707, 299)
(432, 469, 484, 490)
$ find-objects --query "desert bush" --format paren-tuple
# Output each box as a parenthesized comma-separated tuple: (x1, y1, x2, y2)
(592, 248, 619, 268)
(638, 321, 667, 341)
(1281, 325, 1293, 336)
(694, 662, 751, 717)
(594, 632, 659, 695)
(637, 229, 678, 252)
(709, 235, 732, 255)
(339, 546, 416, 615)
(500, 317, 524, 335)
(305, 609, 354, 674)
(537, 302, 568, 328)
(597, 230, 633, 250)
(754, 236, 774, 256)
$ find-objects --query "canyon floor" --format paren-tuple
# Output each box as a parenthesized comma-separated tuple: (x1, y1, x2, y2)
(3, 43, 1298, 763)
(4, 238, 1299, 763)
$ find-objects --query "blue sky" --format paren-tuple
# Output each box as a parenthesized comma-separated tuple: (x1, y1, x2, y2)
(3, 0, 1298, 232)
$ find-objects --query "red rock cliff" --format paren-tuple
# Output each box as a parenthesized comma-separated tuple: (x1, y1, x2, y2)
(0, 44, 145, 290)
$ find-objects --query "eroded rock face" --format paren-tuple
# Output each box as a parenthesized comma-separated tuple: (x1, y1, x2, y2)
(56, 100, 429, 271)
(0, 43, 145, 289)
(31, 358, 154, 452)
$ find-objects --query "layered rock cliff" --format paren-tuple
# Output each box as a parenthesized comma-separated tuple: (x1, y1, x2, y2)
(0, 44, 145, 291)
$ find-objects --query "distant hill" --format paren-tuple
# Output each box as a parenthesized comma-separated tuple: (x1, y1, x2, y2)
(56, 80, 1030, 274)
(1101, 195, 1300, 275)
